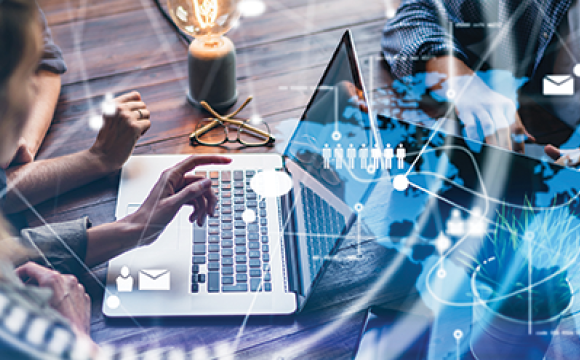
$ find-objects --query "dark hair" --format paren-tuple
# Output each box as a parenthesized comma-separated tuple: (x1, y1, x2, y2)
(0, 0, 36, 267)
(0, 0, 38, 90)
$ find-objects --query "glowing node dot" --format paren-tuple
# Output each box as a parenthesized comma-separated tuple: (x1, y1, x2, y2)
(332, 131, 342, 141)
(101, 93, 116, 116)
(242, 209, 256, 224)
(437, 268, 446, 278)
(453, 329, 463, 340)
(249, 114, 263, 125)
(574, 64, 580, 77)
(107, 295, 120, 309)
(525, 231, 535, 241)
(89, 115, 104, 131)
(354, 203, 364, 213)
(366, 164, 376, 175)
(435, 234, 451, 254)
(446, 89, 456, 99)
(393, 175, 410, 191)
(239, 0, 266, 17)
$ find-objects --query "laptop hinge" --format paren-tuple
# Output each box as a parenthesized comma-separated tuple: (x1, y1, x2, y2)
(280, 189, 302, 295)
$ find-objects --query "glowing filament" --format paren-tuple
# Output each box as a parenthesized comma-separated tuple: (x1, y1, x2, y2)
(193, 0, 218, 29)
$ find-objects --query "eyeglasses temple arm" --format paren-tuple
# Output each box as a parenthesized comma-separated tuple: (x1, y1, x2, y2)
(190, 118, 222, 140)
(227, 96, 253, 118)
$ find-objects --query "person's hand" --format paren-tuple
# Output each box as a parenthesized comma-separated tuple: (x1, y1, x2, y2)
(89, 91, 151, 171)
(121, 155, 232, 246)
(545, 144, 580, 166)
(436, 75, 534, 152)
(15, 262, 91, 335)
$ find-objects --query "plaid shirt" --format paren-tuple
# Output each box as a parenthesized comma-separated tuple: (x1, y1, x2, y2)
(382, 0, 572, 79)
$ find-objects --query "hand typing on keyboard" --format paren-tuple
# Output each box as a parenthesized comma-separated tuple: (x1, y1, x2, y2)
(122, 155, 231, 246)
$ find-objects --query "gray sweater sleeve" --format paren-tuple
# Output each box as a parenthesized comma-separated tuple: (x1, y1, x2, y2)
(16, 218, 91, 276)
(37, 5, 67, 74)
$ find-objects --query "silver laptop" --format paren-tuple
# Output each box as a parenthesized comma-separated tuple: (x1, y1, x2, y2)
(103, 30, 382, 317)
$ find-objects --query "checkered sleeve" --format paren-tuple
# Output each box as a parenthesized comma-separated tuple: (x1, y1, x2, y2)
(0, 287, 95, 360)
(381, 0, 470, 79)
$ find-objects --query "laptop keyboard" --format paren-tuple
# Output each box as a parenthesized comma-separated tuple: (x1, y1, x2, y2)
(190, 170, 272, 293)
(300, 184, 346, 283)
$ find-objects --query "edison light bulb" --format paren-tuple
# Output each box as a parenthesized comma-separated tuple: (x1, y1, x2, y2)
(167, 0, 241, 109)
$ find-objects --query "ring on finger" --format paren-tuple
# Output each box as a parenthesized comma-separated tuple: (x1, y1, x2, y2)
(137, 109, 144, 119)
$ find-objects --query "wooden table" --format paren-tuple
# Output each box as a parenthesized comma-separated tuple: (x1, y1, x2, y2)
(28, 0, 580, 358)
(32, 0, 409, 358)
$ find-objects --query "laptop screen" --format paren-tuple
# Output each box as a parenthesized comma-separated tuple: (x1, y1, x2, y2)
(283, 31, 380, 209)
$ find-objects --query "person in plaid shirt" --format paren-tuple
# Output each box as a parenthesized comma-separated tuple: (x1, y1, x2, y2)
(382, 0, 580, 165)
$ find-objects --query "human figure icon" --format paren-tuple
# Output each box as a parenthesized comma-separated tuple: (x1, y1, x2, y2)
(371, 144, 382, 169)
(347, 144, 356, 169)
(468, 207, 487, 236)
(359, 144, 369, 169)
(384, 143, 394, 169)
(446, 209, 465, 237)
(322, 143, 332, 169)
(396, 144, 406, 169)
(334, 144, 344, 169)
(116, 266, 134, 292)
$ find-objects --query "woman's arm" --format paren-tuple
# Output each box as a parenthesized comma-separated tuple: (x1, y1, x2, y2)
(10, 71, 61, 165)
(4, 92, 150, 214)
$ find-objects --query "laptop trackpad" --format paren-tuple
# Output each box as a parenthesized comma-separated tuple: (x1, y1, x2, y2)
(127, 204, 180, 250)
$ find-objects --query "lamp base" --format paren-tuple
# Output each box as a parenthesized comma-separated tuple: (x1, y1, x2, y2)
(186, 90, 237, 110)
(187, 36, 238, 111)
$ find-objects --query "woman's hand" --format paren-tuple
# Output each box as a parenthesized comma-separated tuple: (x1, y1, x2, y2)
(124, 155, 232, 245)
(545, 144, 580, 166)
(89, 91, 151, 172)
(85, 155, 231, 265)
(15, 262, 91, 335)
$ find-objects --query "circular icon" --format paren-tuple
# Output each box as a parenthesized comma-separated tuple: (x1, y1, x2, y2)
(242, 209, 257, 224)
(574, 64, 580, 77)
(446, 89, 456, 99)
(524, 231, 535, 241)
(354, 203, 364, 213)
(393, 175, 410, 191)
(107, 295, 120, 309)
(89, 115, 104, 131)
(366, 164, 376, 174)
(453, 329, 463, 340)
(249, 114, 263, 125)
(332, 131, 342, 141)
(437, 268, 447, 278)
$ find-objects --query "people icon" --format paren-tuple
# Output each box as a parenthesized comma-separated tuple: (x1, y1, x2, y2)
(334, 144, 344, 169)
(116, 266, 134, 292)
(347, 144, 356, 169)
(359, 144, 369, 170)
(371, 144, 382, 169)
(396, 143, 406, 169)
(323, 143, 332, 169)
(446, 209, 465, 237)
(384, 143, 394, 170)
(468, 207, 487, 236)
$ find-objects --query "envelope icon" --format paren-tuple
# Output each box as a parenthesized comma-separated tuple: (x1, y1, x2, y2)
(543, 75, 574, 95)
(138, 269, 170, 291)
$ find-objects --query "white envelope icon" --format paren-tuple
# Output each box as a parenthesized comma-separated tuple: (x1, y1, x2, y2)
(138, 269, 170, 291)
(543, 75, 574, 95)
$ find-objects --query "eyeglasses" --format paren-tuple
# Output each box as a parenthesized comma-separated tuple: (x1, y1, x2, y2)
(190, 96, 276, 147)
